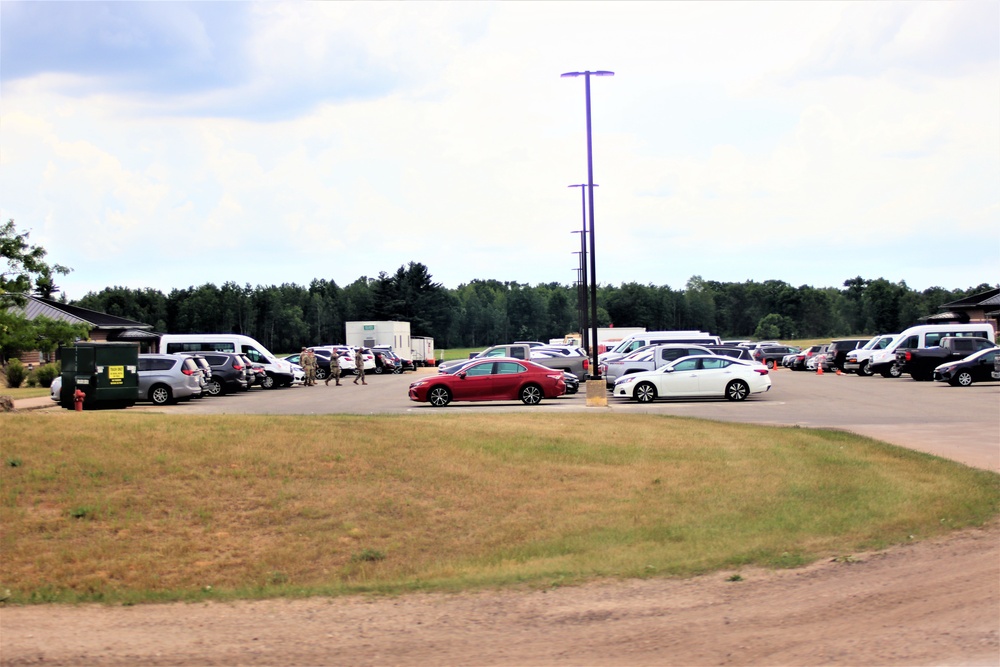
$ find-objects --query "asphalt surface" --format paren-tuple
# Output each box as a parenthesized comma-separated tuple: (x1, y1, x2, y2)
(19, 366, 1000, 472)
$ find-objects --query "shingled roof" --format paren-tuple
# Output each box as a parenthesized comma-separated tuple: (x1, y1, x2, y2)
(938, 287, 1000, 310)
(9, 295, 152, 330)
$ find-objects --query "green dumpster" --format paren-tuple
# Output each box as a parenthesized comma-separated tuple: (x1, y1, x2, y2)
(58, 343, 139, 410)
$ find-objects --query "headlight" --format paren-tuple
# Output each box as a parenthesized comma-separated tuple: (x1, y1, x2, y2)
(410, 380, 428, 388)
(616, 376, 637, 385)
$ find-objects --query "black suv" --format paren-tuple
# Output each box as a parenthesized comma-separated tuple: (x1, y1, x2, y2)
(826, 339, 869, 371)
(198, 352, 250, 395)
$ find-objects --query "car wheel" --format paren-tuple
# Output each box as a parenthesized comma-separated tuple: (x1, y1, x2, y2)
(374, 365, 383, 374)
(888, 363, 902, 378)
(857, 361, 873, 376)
(428, 386, 451, 407)
(150, 385, 172, 405)
(955, 371, 974, 387)
(634, 381, 657, 403)
(315, 368, 327, 380)
(726, 379, 750, 401)
(205, 379, 222, 396)
(520, 384, 542, 405)
(261, 374, 275, 389)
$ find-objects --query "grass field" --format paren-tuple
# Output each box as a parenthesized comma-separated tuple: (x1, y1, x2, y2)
(2, 412, 996, 605)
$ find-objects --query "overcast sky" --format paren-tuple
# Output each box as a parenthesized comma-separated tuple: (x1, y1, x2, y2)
(2, 1, 997, 300)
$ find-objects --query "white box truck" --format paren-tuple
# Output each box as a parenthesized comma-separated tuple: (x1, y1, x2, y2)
(346, 321, 411, 354)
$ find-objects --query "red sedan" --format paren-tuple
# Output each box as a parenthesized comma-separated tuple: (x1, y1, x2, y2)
(408, 358, 566, 407)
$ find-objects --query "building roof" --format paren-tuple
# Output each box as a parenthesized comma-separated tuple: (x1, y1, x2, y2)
(9, 295, 152, 330)
(938, 287, 1000, 310)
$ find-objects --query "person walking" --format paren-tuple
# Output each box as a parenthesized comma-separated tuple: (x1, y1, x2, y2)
(302, 347, 317, 386)
(353, 348, 367, 385)
(325, 348, 342, 386)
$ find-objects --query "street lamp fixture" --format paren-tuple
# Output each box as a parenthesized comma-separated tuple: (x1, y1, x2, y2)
(569, 183, 597, 353)
(562, 70, 614, 386)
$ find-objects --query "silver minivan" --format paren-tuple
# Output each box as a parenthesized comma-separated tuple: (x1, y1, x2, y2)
(137, 354, 203, 405)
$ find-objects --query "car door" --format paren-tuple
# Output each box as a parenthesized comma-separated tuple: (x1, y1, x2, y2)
(492, 361, 527, 399)
(656, 358, 702, 397)
(694, 357, 736, 396)
(452, 361, 496, 400)
(972, 349, 998, 382)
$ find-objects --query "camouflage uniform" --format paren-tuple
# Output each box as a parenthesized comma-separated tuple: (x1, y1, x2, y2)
(353, 349, 367, 385)
(302, 348, 317, 386)
(325, 349, 342, 386)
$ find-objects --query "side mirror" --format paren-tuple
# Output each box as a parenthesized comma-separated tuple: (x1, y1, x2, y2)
(458, 371, 467, 379)
(664, 367, 674, 373)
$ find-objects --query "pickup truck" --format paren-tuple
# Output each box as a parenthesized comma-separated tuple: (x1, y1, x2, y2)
(602, 344, 715, 388)
(437, 344, 589, 377)
(895, 336, 996, 381)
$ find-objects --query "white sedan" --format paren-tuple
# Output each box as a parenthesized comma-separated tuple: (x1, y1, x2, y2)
(613, 355, 771, 402)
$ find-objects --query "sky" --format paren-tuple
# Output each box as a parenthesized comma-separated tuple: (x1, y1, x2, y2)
(1, 1, 998, 301)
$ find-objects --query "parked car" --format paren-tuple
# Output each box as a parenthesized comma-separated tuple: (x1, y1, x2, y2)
(752, 345, 800, 368)
(789, 345, 826, 371)
(612, 355, 771, 402)
(373, 345, 415, 372)
(285, 350, 334, 381)
(932, 347, 1000, 386)
(825, 339, 870, 371)
(196, 351, 249, 395)
(371, 350, 401, 374)
(805, 347, 833, 372)
(408, 358, 566, 407)
(137, 354, 202, 405)
(708, 346, 767, 364)
(173, 353, 211, 397)
(563, 371, 580, 395)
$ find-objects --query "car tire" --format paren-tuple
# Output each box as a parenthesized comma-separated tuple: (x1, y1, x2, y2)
(428, 386, 451, 407)
(857, 361, 873, 376)
(888, 363, 902, 378)
(726, 379, 750, 401)
(520, 384, 542, 405)
(634, 381, 657, 403)
(261, 374, 275, 390)
(315, 368, 327, 380)
(374, 366, 383, 375)
(150, 384, 172, 405)
(205, 379, 223, 396)
(954, 371, 974, 387)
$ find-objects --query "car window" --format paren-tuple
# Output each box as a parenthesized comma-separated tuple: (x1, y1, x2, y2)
(662, 349, 689, 361)
(496, 361, 526, 375)
(672, 359, 698, 371)
(701, 358, 729, 370)
(153, 359, 175, 371)
(464, 362, 494, 377)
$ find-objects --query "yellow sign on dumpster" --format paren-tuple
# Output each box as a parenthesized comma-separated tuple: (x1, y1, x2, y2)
(108, 365, 124, 385)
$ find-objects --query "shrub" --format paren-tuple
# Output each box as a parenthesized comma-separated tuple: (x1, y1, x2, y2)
(34, 363, 60, 388)
(4, 359, 26, 388)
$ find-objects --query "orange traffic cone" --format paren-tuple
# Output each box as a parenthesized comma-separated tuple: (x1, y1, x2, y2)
(816, 362, 823, 376)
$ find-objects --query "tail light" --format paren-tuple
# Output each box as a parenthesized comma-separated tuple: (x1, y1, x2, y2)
(233, 363, 244, 371)
(583, 359, 589, 370)
(904, 351, 913, 361)
(754, 368, 769, 375)
(181, 368, 194, 376)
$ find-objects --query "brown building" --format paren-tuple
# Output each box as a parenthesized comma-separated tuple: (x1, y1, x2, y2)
(926, 287, 1000, 334)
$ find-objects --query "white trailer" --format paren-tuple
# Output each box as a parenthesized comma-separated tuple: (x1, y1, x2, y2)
(410, 336, 435, 367)
(345, 321, 411, 355)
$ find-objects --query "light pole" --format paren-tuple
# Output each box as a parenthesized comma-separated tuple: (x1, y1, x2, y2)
(562, 70, 613, 388)
(569, 183, 597, 355)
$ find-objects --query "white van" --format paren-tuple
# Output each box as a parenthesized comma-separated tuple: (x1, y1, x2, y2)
(598, 331, 722, 364)
(868, 323, 996, 378)
(157, 334, 295, 388)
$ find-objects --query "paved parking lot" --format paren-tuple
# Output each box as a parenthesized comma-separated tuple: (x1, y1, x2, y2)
(148, 367, 1000, 472)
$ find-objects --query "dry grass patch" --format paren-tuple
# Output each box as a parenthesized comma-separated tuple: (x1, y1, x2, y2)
(1, 412, 997, 604)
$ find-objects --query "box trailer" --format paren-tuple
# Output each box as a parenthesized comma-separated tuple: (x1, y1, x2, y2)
(410, 336, 435, 367)
(346, 321, 411, 354)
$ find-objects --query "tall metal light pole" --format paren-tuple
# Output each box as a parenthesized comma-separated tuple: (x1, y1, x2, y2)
(568, 183, 596, 354)
(562, 70, 613, 387)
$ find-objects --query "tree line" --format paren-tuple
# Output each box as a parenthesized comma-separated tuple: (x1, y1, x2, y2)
(70, 263, 992, 352)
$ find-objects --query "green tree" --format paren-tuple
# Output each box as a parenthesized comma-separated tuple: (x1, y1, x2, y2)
(1, 219, 72, 308)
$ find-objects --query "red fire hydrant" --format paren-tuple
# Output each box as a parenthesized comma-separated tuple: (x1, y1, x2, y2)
(73, 389, 86, 412)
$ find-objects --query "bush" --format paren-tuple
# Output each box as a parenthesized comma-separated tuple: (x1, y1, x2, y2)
(34, 363, 60, 388)
(4, 359, 26, 388)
